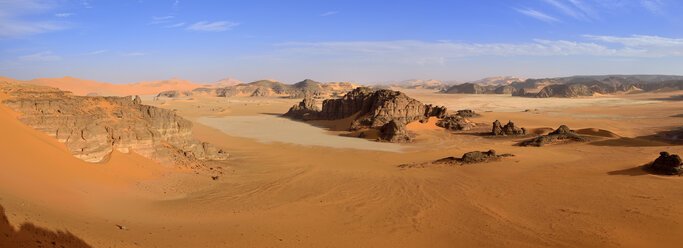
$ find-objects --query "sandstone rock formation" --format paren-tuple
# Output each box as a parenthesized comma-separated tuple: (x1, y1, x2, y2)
(436, 115, 474, 131)
(455, 109, 477, 118)
(1, 83, 228, 167)
(283, 96, 320, 120)
(379, 120, 411, 143)
(519, 125, 586, 146)
(492, 120, 526, 136)
(195, 79, 356, 99)
(647, 152, 683, 175)
(285, 87, 448, 142)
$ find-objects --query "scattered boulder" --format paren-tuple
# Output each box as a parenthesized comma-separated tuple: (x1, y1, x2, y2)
(646, 152, 682, 175)
(283, 96, 320, 120)
(379, 120, 411, 143)
(492, 120, 526, 136)
(436, 115, 474, 131)
(455, 109, 477, 117)
(519, 125, 586, 146)
(156, 90, 181, 98)
(424, 104, 448, 119)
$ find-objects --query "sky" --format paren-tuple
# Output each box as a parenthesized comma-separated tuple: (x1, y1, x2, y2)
(1, 0, 682, 84)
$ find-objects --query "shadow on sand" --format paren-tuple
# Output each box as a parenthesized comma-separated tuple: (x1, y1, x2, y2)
(590, 127, 683, 147)
(607, 165, 649, 176)
(0, 204, 91, 248)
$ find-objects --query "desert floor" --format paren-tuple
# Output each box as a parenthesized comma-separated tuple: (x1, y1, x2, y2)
(1, 90, 682, 247)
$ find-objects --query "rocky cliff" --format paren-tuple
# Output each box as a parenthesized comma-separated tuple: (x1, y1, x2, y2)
(1, 82, 227, 167)
(159, 79, 357, 99)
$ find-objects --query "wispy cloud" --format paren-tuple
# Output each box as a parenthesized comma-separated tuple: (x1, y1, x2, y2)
(55, 12, 73, 17)
(186, 21, 239, 31)
(275, 35, 683, 65)
(86, 49, 108, 55)
(515, 8, 560, 23)
(320, 11, 338, 16)
(122, 52, 145, 56)
(165, 22, 185, 28)
(542, 0, 586, 20)
(19, 51, 61, 61)
(0, 0, 69, 38)
(81, 0, 92, 8)
(150, 15, 174, 24)
(173, 0, 180, 9)
(640, 0, 665, 15)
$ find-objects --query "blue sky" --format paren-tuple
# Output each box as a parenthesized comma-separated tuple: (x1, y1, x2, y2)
(1, 0, 682, 84)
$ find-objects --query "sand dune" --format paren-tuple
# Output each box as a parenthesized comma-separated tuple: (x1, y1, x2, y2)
(1, 88, 682, 247)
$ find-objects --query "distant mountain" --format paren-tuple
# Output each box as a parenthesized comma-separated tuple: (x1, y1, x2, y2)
(160, 78, 358, 99)
(469, 76, 524, 86)
(205, 78, 243, 88)
(2, 76, 206, 96)
(372, 79, 455, 90)
(442, 75, 683, 98)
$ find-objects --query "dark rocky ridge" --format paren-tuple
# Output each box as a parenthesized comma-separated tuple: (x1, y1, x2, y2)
(399, 150, 514, 168)
(1, 82, 227, 167)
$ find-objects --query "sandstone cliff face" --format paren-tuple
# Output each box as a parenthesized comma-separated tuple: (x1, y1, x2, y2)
(1, 83, 227, 167)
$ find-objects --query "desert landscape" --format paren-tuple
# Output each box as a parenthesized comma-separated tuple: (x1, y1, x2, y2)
(1, 1, 683, 247)
(0, 74, 681, 247)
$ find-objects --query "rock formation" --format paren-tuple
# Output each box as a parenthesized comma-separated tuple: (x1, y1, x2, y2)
(379, 120, 411, 143)
(647, 152, 683, 175)
(519, 125, 586, 146)
(455, 109, 477, 118)
(193, 79, 356, 99)
(436, 115, 474, 131)
(399, 150, 514, 168)
(1, 83, 228, 167)
(285, 87, 448, 142)
(492, 120, 526, 136)
(283, 96, 320, 120)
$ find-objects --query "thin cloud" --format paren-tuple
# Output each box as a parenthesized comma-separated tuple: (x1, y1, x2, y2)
(150, 15, 174, 24)
(173, 0, 179, 8)
(165, 22, 185, 28)
(55, 12, 73, 17)
(81, 0, 92, 8)
(515, 8, 560, 23)
(276, 35, 683, 63)
(122, 52, 145, 56)
(86, 49, 108, 55)
(19, 51, 61, 61)
(542, 0, 586, 20)
(320, 11, 338, 16)
(186, 21, 239, 31)
(0, 0, 69, 38)
(640, 0, 665, 15)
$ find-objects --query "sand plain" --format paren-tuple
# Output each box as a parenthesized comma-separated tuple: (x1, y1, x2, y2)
(1, 89, 682, 247)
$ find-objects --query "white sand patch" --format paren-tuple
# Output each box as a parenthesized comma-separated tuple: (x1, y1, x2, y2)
(197, 115, 407, 152)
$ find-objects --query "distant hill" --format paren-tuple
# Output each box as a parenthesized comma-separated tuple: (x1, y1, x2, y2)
(0, 76, 211, 96)
(442, 75, 683, 98)
(159, 78, 358, 99)
(372, 79, 455, 90)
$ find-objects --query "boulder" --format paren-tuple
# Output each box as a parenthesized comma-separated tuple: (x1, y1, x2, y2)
(492, 120, 526, 136)
(436, 115, 474, 131)
(455, 109, 477, 117)
(379, 120, 412, 143)
(648, 152, 683, 175)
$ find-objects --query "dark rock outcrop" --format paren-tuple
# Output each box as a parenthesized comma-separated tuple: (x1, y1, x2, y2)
(492, 120, 526, 136)
(379, 120, 411, 143)
(647, 152, 683, 175)
(400, 150, 514, 167)
(455, 109, 477, 117)
(285, 87, 448, 142)
(211, 79, 356, 98)
(436, 115, 474, 131)
(519, 125, 586, 146)
(156, 90, 181, 98)
(1, 83, 228, 167)
(283, 96, 320, 120)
